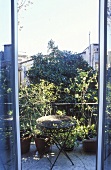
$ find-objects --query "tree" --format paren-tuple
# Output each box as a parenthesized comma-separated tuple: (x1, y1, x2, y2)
(70, 69, 98, 103)
(19, 80, 58, 131)
(26, 40, 92, 86)
(18, 0, 33, 30)
(26, 40, 98, 104)
(17, 0, 33, 13)
(47, 39, 62, 57)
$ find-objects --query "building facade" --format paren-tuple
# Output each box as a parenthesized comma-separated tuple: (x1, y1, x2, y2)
(81, 43, 99, 70)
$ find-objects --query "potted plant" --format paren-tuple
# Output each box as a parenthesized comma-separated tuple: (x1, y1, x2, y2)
(19, 81, 57, 154)
(19, 107, 32, 154)
(77, 124, 97, 153)
(20, 129, 32, 154)
(19, 84, 38, 154)
(33, 129, 51, 157)
(61, 129, 79, 151)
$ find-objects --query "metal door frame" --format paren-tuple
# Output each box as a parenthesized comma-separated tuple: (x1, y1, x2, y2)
(11, 0, 21, 169)
(97, 0, 107, 169)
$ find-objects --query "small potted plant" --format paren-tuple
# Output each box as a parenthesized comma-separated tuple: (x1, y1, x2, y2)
(62, 129, 79, 151)
(75, 117, 97, 153)
(33, 129, 51, 157)
(20, 113, 32, 154)
(79, 124, 97, 153)
(19, 85, 35, 154)
(20, 128, 32, 154)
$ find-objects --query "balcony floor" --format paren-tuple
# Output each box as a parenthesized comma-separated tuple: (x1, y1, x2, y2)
(22, 143, 96, 170)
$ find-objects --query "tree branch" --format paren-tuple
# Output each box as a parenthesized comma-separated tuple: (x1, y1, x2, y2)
(18, 0, 33, 30)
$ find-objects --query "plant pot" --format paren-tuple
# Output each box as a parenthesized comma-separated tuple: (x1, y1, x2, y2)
(63, 145, 74, 151)
(83, 138, 97, 153)
(20, 134, 31, 154)
(34, 135, 51, 155)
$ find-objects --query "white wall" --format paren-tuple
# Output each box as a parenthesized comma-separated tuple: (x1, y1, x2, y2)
(81, 44, 99, 70)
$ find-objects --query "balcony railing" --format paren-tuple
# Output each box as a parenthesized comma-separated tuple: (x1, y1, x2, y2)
(51, 102, 98, 126)
(20, 102, 98, 130)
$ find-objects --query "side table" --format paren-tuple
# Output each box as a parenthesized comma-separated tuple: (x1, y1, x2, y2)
(36, 115, 76, 170)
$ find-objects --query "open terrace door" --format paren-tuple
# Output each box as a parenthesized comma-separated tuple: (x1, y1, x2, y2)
(0, 0, 21, 169)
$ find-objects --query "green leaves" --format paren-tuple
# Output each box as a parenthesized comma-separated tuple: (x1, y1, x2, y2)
(71, 68, 98, 103)
(25, 40, 98, 103)
(26, 41, 91, 87)
(20, 41, 98, 133)
(19, 80, 57, 132)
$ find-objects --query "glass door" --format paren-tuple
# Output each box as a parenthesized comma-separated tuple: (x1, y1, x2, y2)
(97, 0, 111, 169)
(104, 0, 111, 169)
(0, 0, 21, 169)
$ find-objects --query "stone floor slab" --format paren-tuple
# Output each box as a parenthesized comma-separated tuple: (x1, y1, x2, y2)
(22, 143, 96, 170)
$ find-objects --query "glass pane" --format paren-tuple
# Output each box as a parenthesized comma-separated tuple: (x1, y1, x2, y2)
(0, 1, 16, 169)
(19, 1, 98, 170)
(104, 0, 111, 169)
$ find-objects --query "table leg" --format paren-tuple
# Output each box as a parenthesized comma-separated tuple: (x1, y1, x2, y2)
(53, 139, 74, 165)
(50, 127, 74, 169)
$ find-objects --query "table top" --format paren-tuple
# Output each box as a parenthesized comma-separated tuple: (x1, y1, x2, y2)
(36, 115, 76, 130)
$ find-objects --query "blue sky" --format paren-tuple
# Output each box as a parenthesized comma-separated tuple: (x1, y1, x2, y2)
(18, 0, 99, 55)
(0, 0, 99, 55)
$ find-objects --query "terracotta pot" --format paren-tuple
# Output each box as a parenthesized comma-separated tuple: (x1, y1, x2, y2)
(34, 135, 50, 155)
(83, 138, 97, 153)
(20, 135, 31, 154)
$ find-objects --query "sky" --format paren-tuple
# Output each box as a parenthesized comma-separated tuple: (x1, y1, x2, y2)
(0, 0, 99, 55)
(18, 0, 99, 56)
(0, 1, 11, 51)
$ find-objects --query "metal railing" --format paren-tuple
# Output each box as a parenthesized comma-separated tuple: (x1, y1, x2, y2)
(19, 102, 98, 133)
(50, 102, 98, 126)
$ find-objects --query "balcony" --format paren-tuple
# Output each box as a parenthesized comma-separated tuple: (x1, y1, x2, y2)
(21, 102, 98, 170)
(22, 142, 96, 170)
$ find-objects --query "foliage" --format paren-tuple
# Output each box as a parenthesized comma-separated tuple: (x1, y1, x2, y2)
(0, 65, 12, 97)
(59, 129, 78, 149)
(18, 0, 33, 30)
(76, 119, 97, 140)
(0, 63, 13, 116)
(20, 40, 98, 139)
(26, 40, 92, 86)
(105, 67, 111, 141)
(19, 80, 57, 133)
(26, 40, 98, 105)
(55, 114, 97, 148)
(70, 69, 98, 103)
(17, 0, 33, 13)
(51, 113, 78, 149)
(56, 110, 66, 116)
